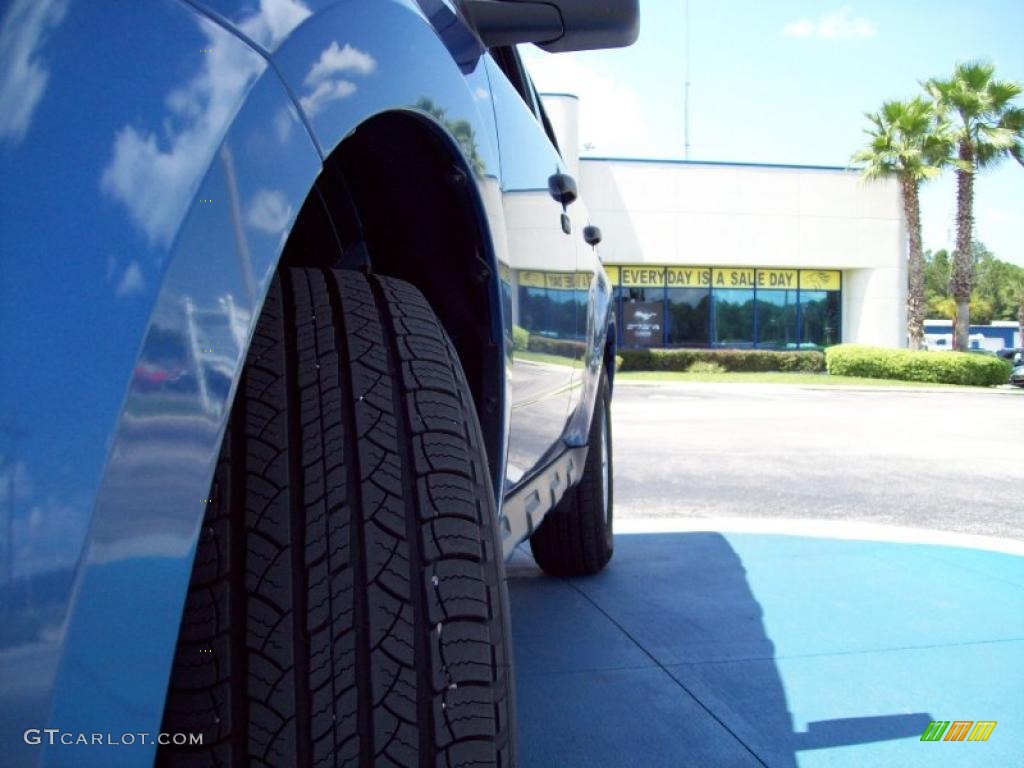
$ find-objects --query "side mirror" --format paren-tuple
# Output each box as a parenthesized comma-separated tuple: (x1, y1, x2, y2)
(583, 225, 602, 246)
(547, 172, 578, 206)
(464, 0, 639, 53)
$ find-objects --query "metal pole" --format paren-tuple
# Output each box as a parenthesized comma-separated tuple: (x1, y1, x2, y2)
(684, 0, 691, 160)
(220, 145, 258, 311)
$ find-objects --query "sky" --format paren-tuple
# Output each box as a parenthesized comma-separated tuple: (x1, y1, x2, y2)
(521, 1, 1024, 266)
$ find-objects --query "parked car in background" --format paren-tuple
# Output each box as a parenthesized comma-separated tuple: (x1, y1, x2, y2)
(1011, 362, 1024, 387)
(997, 347, 1024, 366)
(0, 1, 639, 765)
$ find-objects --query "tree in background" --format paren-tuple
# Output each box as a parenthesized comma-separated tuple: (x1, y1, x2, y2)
(924, 242, 1024, 331)
(925, 62, 1024, 350)
(414, 97, 486, 178)
(1007, 271, 1024, 348)
(853, 98, 949, 349)
(973, 242, 1022, 323)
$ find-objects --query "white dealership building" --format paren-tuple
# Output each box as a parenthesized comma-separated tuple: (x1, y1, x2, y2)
(542, 94, 906, 350)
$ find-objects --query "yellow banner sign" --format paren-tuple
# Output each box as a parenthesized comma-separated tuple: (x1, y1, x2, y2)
(621, 266, 666, 287)
(545, 272, 589, 290)
(712, 268, 755, 288)
(517, 271, 589, 290)
(756, 269, 798, 290)
(799, 269, 841, 291)
(666, 267, 711, 287)
(518, 270, 546, 289)
(585, 264, 842, 292)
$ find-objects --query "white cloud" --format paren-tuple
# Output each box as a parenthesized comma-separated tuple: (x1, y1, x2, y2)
(115, 260, 145, 298)
(246, 189, 292, 234)
(274, 106, 295, 143)
(0, 0, 68, 144)
(782, 19, 815, 38)
(99, 0, 311, 246)
(783, 6, 877, 40)
(300, 78, 357, 117)
(521, 49, 650, 157)
(304, 41, 376, 86)
(296, 41, 376, 118)
(245, 0, 312, 50)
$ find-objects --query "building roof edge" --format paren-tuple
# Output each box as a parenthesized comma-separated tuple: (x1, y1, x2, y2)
(581, 156, 854, 173)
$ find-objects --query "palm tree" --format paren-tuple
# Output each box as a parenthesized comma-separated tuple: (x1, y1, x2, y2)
(925, 62, 1024, 350)
(853, 97, 949, 349)
(415, 97, 486, 177)
(1007, 271, 1024, 352)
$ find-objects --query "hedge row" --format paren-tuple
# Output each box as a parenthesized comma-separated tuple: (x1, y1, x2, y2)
(512, 325, 530, 352)
(527, 335, 587, 358)
(825, 344, 1011, 386)
(512, 326, 586, 359)
(618, 348, 825, 373)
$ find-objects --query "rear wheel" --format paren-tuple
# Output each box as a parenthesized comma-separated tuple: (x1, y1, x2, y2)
(529, 373, 614, 577)
(159, 268, 515, 767)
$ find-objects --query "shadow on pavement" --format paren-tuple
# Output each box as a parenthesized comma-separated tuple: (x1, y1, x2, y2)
(509, 532, 932, 767)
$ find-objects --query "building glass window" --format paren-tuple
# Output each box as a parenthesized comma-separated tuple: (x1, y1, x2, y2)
(798, 290, 841, 347)
(756, 290, 798, 348)
(609, 265, 840, 350)
(570, 279, 588, 341)
(548, 288, 576, 339)
(667, 287, 710, 346)
(712, 289, 755, 347)
(517, 284, 547, 338)
(622, 285, 665, 347)
(608, 267, 625, 344)
(620, 267, 666, 347)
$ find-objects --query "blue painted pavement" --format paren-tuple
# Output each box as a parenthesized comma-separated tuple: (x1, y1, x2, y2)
(509, 531, 1024, 767)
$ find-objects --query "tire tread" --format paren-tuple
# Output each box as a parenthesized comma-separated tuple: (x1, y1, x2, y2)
(159, 269, 514, 767)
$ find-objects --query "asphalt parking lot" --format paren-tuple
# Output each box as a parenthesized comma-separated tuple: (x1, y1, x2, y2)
(611, 382, 1023, 540)
(511, 382, 1024, 767)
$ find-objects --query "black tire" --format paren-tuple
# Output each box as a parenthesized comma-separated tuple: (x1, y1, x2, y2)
(529, 372, 613, 577)
(158, 268, 515, 767)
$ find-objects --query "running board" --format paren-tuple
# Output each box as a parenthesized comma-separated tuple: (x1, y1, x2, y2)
(499, 445, 589, 559)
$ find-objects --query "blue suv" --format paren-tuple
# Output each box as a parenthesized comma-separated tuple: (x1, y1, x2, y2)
(0, 1, 638, 765)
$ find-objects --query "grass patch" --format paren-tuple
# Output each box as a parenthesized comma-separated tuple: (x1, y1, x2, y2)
(615, 371, 974, 388)
(514, 349, 578, 368)
(686, 360, 727, 374)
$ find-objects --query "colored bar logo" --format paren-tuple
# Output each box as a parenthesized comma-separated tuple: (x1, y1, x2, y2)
(920, 720, 996, 742)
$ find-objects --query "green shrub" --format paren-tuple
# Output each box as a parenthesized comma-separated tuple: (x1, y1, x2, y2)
(615, 354, 624, 372)
(526, 335, 586, 358)
(617, 348, 826, 373)
(687, 360, 727, 374)
(825, 344, 1011, 386)
(512, 325, 530, 352)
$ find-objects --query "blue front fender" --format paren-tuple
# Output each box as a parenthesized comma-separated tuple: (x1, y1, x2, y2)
(0, 1, 504, 765)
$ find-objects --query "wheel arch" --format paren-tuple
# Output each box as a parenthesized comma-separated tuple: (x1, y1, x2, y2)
(279, 108, 508, 501)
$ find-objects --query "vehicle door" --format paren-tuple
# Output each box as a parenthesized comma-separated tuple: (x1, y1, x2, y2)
(485, 46, 579, 489)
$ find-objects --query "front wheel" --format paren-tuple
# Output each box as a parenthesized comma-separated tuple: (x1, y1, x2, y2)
(159, 268, 515, 767)
(529, 372, 614, 577)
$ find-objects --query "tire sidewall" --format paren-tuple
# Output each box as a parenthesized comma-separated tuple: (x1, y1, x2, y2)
(596, 374, 613, 553)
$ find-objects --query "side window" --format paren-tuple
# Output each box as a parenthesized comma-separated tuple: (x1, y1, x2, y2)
(491, 46, 537, 110)
(491, 46, 562, 155)
(532, 83, 562, 154)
